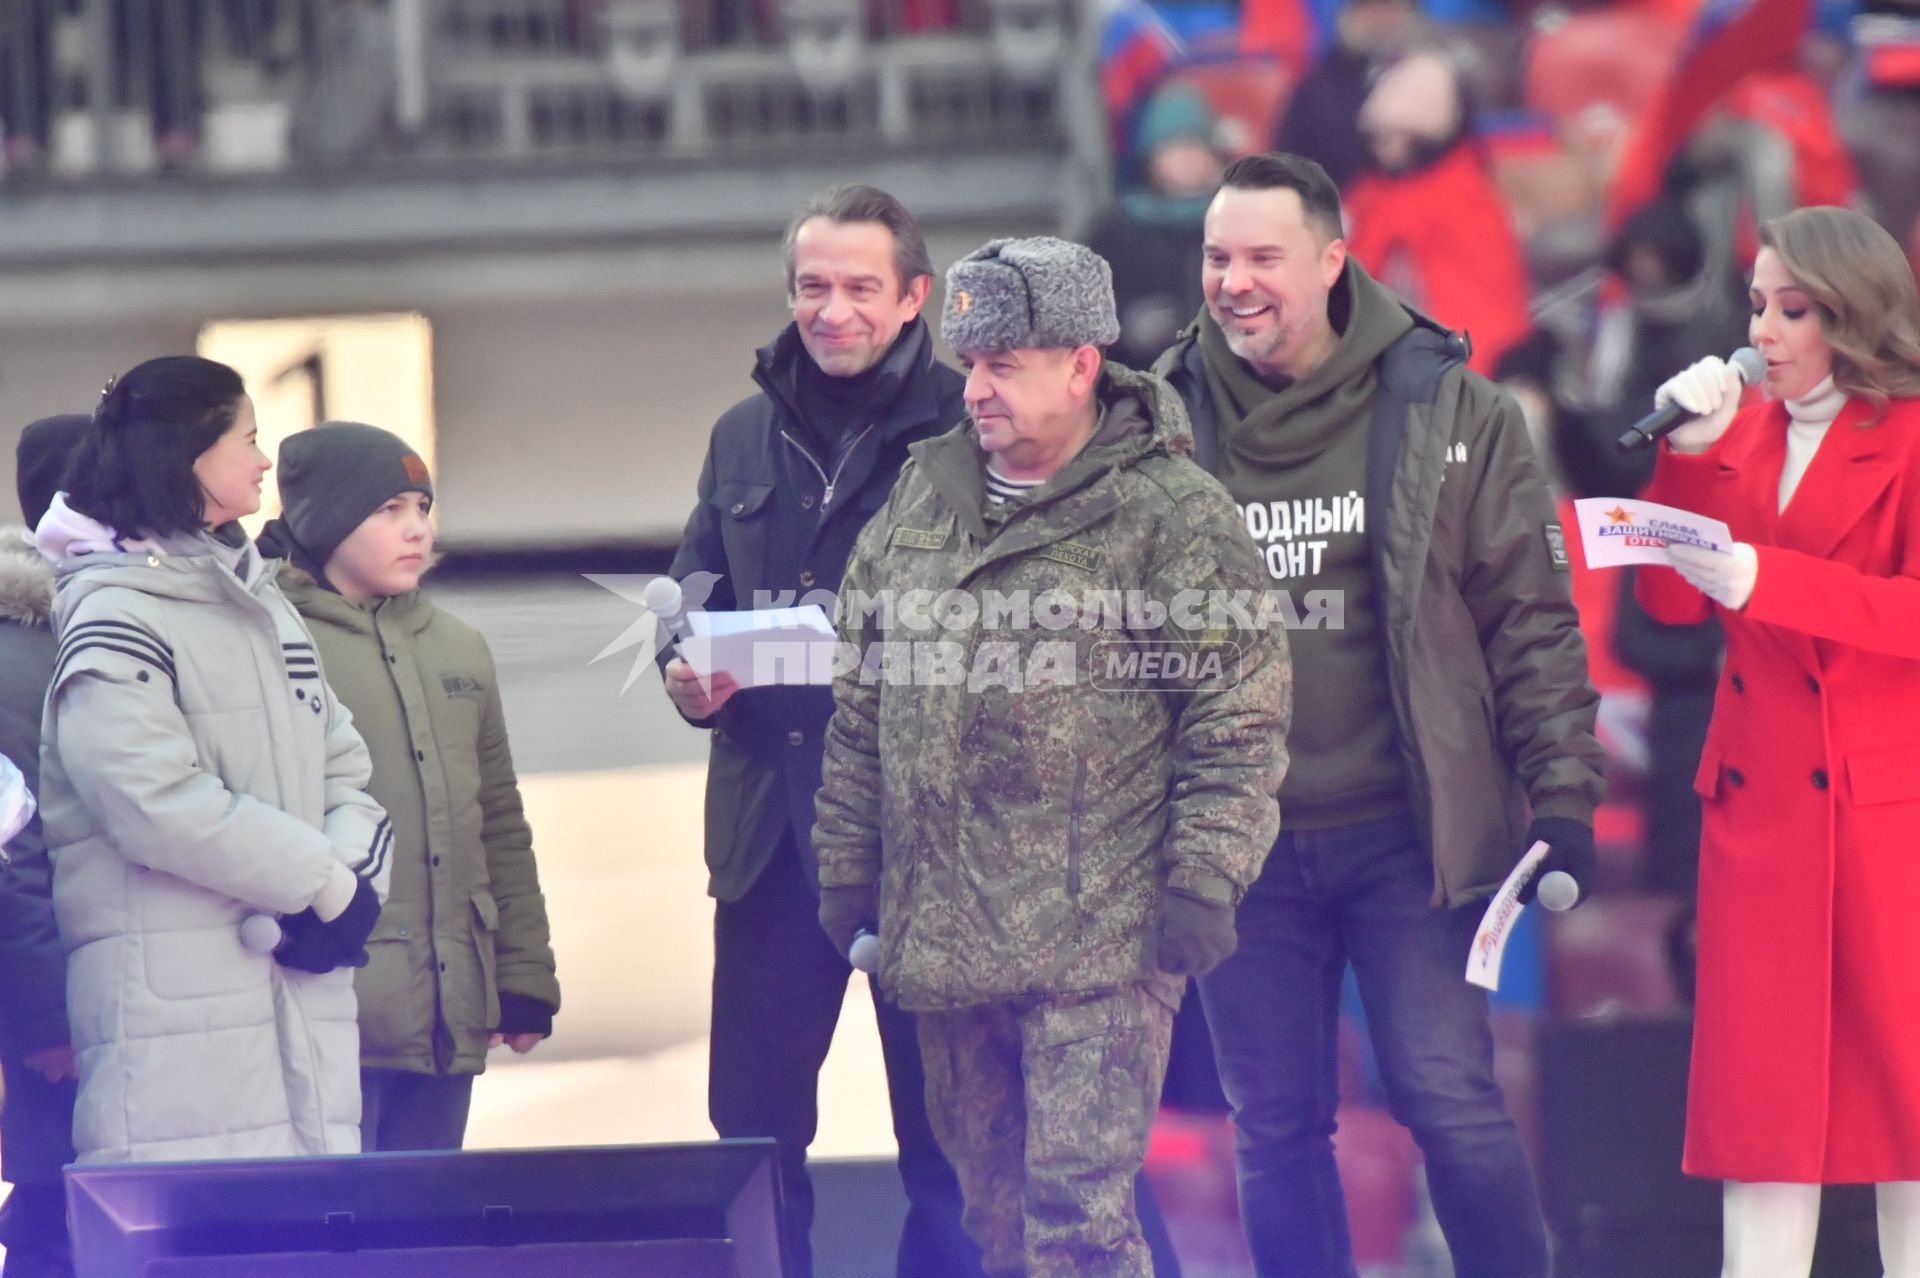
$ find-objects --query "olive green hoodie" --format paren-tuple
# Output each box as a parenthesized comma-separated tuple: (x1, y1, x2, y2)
(1195, 261, 1414, 826)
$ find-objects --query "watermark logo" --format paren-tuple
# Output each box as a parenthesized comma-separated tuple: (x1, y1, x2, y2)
(582, 571, 722, 693)
(732, 636, 1248, 693)
(585, 577, 1330, 694)
(1091, 640, 1244, 692)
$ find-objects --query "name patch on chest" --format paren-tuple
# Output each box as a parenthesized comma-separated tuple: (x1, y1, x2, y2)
(1038, 542, 1101, 571)
(891, 526, 950, 551)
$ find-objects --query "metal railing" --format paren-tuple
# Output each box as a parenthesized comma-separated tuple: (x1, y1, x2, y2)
(0, 0, 1092, 178)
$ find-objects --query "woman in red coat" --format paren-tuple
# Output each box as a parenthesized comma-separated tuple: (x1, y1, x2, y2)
(1638, 204, 1920, 1277)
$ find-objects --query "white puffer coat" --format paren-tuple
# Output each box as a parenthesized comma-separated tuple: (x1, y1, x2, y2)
(36, 498, 390, 1162)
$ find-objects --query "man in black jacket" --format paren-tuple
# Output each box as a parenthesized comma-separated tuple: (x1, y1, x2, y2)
(0, 414, 88, 1278)
(659, 185, 980, 1278)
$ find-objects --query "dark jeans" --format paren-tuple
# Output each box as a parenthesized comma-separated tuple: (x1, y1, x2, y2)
(360, 1068, 475, 1152)
(1197, 812, 1549, 1278)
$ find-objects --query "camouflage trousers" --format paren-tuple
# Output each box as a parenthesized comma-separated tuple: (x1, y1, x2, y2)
(916, 983, 1177, 1278)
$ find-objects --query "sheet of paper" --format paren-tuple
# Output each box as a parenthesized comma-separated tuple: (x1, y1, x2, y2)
(0, 752, 34, 851)
(680, 605, 839, 689)
(1573, 497, 1735, 569)
(1465, 840, 1549, 992)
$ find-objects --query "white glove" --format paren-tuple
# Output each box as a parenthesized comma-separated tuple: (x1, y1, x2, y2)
(1666, 541, 1758, 610)
(1654, 356, 1744, 453)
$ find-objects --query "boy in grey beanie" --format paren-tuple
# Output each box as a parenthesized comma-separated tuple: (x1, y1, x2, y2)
(265, 422, 434, 588)
(259, 424, 559, 1153)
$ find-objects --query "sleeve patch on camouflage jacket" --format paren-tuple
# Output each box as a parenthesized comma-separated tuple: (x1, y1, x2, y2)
(1544, 522, 1570, 572)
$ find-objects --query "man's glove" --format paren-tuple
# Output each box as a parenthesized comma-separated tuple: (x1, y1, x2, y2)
(1156, 888, 1238, 977)
(1518, 816, 1596, 908)
(818, 883, 878, 961)
(272, 878, 380, 974)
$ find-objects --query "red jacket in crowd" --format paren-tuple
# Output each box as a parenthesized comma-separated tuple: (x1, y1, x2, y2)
(1343, 143, 1531, 377)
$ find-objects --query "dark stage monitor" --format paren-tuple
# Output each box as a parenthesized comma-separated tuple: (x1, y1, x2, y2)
(65, 1139, 788, 1277)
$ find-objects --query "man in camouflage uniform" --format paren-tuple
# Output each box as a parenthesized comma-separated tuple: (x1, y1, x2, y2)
(812, 237, 1292, 1277)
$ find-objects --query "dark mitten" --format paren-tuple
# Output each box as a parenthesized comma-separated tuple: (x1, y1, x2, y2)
(319, 876, 381, 961)
(272, 878, 380, 974)
(494, 991, 556, 1037)
(270, 908, 337, 974)
(817, 883, 878, 959)
(1156, 888, 1238, 977)
(1519, 815, 1596, 908)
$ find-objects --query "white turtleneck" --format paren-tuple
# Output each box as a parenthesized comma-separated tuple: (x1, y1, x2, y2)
(1779, 375, 1846, 512)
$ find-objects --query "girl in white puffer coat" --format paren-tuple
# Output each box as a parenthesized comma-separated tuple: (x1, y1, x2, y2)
(36, 356, 389, 1163)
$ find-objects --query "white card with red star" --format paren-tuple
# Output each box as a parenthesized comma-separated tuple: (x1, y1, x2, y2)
(1466, 840, 1549, 992)
(1572, 497, 1735, 569)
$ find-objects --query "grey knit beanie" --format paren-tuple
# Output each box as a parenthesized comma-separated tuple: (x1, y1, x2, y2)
(276, 422, 432, 571)
(940, 237, 1121, 354)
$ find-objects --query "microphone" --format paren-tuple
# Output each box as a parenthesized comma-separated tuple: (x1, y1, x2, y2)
(1615, 348, 1765, 452)
(642, 576, 695, 652)
(1535, 870, 1580, 912)
(849, 929, 879, 974)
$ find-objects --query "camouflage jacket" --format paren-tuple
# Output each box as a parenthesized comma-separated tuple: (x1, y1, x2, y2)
(812, 363, 1290, 1011)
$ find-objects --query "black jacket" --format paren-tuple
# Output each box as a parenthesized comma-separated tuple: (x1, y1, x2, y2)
(0, 527, 78, 1185)
(663, 319, 965, 902)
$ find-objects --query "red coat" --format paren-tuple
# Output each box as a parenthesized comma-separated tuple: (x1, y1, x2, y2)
(1639, 394, 1920, 1183)
(1343, 144, 1531, 377)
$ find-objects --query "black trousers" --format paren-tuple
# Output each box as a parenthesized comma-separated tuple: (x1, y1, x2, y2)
(709, 835, 1181, 1278)
(710, 836, 983, 1278)
(360, 1068, 475, 1152)
(0, 1057, 76, 1278)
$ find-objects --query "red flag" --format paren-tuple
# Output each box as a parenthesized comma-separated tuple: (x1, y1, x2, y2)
(1100, 0, 1182, 123)
(1602, 0, 1812, 229)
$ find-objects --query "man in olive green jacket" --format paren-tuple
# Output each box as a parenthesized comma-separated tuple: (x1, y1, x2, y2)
(1154, 153, 1603, 1278)
(814, 237, 1290, 1277)
(261, 422, 559, 1151)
